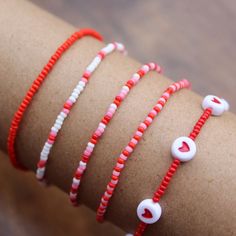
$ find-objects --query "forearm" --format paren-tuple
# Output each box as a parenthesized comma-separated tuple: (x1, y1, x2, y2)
(0, 0, 235, 235)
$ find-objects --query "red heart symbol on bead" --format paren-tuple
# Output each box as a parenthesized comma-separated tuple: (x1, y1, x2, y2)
(142, 208, 153, 219)
(178, 141, 190, 152)
(212, 97, 221, 104)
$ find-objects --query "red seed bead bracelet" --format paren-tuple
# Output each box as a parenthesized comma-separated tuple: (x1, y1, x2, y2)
(7, 28, 103, 170)
(96, 79, 191, 222)
(69, 63, 162, 205)
(133, 95, 229, 236)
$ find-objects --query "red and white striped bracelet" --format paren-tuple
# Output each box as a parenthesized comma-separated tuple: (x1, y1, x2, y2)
(132, 95, 229, 236)
(36, 42, 126, 181)
(69, 62, 162, 205)
(96, 79, 191, 222)
(7, 29, 103, 170)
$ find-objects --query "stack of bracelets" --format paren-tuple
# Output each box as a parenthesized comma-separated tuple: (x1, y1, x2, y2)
(7, 29, 230, 236)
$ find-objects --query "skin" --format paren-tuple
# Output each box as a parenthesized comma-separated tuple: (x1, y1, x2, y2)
(0, 0, 235, 235)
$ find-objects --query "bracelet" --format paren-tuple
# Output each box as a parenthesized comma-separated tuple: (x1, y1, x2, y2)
(133, 95, 229, 236)
(7, 29, 103, 170)
(96, 79, 191, 222)
(69, 62, 162, 205)
(36, 42, 126, 181)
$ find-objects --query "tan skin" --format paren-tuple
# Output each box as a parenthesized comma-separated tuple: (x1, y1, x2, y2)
(0, 0, 236, 235)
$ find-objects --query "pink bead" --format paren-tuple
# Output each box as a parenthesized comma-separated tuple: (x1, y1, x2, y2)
(72, 183, 79, 189)
(66, 99, 72, 106)
(69, 193, 77, 200)
(95, 129, 102, 137)
(131, 138, 138, 145)
(106, 111, 114, 118)
(76, 168, 83, 175)
(47, 139, 54, 144)
(79, 164, 86, 170)
(116, 163, 124, 169)
(150, 109, 157, 116)
(119, 92, 126, 100)
(63, 108, 70, 114)
(136, 131, 143, 137)
(163, 92, 170, 99)
(120, 154, 128, 160)
(98, 126, 105, 133)
(175, 83, 181, 90)
(101, 198, 107, 204)
(130, 78, 137, 84)
(86, 146, 93, 152)
(84, 150, 91, 156)
(113, 170, 120, 176)
(81, 77, 87, 83)
(140, 123, 147, 130)
(50, 131, 57, 137)
(121, 88, 128, 95)
(125, 146, 133, 153)
(146, 117, 153, 123)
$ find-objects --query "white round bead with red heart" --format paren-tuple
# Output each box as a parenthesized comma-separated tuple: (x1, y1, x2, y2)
(137, 199, 162, 224)
(171, 136, 196, 162)
(202, 95, 226, 116)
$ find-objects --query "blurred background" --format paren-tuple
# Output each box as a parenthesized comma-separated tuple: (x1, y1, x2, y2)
(1, 0, 235, 235)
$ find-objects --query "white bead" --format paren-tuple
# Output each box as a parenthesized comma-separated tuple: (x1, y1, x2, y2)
(51, 126, 59, 133)
(40, 150, 48, 156)
(99, 122, 106, 129)
(76, 84, 84, 91)
(137, 199, 162, 224)
(40, 155, 47, 161)
(60, 111, 67, 118)
(221, 98, 230, 111)
(171, 136, 196, 162)
(155, 104, 162, 111)
(159, 97, 166, 103)
(110, 103, 117, 110)
(69, 96, 76, 103)
(54, 123, 62, 130)
(93, 56, 101, 65)
(149, 62, 156, 70)
(57, 115, 64, 122)
(73, 177, 80, 185)
(36, 171, 44, 180)
(78, 81, 86, 88)
(141, 64, 149, 73)
(72, 92, 79, 99)
(122, 85, 130, 92)
(55, 119, 63, 126)
(79, 161, 87, 167)
(125, 234, 134, 236)
(88, 142, 95, 148)
(103, 43, 115, 54)
(86, 63, 96, 72)
(43, 146, 50, 152)
(202, 95, 225, 116)
(115, 42, 125, 51)
(45, 143, 52, 148)
(132, 73, 140, 80)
